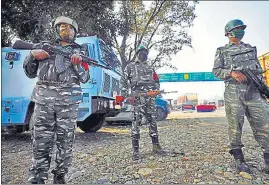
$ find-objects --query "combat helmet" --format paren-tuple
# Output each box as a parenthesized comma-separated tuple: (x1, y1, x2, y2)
(136, 45, 148, 54)
(54, 16, 78, 33)
(224, 19, 246, 36)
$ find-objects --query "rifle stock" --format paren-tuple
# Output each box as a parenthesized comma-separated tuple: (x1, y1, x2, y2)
(12, 40, 35, 50)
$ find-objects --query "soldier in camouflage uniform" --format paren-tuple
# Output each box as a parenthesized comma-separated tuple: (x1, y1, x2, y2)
(212, 19, 269, 174)
(120, 45, 166, 161)
(23, 16, 90, 184)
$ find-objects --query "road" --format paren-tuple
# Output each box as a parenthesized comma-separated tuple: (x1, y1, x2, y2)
(2, 107, 268, 184)
(168, 107, 253, 132)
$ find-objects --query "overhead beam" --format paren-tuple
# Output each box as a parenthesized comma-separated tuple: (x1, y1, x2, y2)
(158, 72, 222, 82)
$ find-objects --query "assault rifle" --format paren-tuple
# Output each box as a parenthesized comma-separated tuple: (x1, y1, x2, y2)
(234, 67, 269, 99)
(129, 89, 177, 99)
(132, 89, 172, 97)
(12, 39, 110, 72)
(115, 90, 162, 104)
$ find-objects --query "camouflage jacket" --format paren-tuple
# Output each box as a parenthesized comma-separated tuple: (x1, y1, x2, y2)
(120, 59, 160, 98)
(212, 42, 265, 83)
(23, 40, 90, 105)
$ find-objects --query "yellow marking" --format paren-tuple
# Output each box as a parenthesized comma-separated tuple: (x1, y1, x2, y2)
(115, 105, 121, 109)
(184, 73, 189, 80)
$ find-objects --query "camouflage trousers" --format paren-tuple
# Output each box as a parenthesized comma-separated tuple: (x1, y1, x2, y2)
(131, 96, 158, 140)
(224, 83, 269, 153)
(28, 102, 79, 182)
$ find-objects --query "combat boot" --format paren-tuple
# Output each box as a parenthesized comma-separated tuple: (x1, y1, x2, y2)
(229, 149, 251, 173)
(152, 136, 167, 155)
(29, 179, 45, 184)
(53, 173, 66, 184)
(132, 139, 140, 161)
(28, 177, 45, 184)
(263, 152, 269, 174)
(28, 169, 46, 184)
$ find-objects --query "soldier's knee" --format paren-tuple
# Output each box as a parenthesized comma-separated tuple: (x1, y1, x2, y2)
(149, 132, 158, 138)
(131, 132, 140, 140)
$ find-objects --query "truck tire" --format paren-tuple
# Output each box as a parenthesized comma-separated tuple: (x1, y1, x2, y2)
(156, 107, 167, 121)
(78, 114, 105, 133)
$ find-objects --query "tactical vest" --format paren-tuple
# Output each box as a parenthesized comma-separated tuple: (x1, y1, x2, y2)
(221, 45, 258, 71)
(131, 62, 156, 88)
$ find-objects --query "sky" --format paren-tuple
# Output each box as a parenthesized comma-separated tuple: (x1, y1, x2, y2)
(155, 1, 269, 101)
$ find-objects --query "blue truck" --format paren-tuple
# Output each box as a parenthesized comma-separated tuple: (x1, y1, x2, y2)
(155, 95, 171, 121)
(1, 36, 122, 134)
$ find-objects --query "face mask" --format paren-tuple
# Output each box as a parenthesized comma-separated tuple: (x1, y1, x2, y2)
(231, 29, 245, 40)
(138, 51, 148, 62)
(59, 24, 75, 41)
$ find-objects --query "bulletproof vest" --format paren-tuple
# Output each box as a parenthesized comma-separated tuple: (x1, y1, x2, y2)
(131, 62, 156, 88)
(53, 45, 80, 74)
(32, 42, 83, 85)
(223, 45, 258, 71)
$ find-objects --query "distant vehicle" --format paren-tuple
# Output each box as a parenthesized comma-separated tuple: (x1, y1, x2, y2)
(105, 95, 171, 125)
(155, 95, 171, 121)
(181, 103, 195, 112)
(197, 104, 217, 112)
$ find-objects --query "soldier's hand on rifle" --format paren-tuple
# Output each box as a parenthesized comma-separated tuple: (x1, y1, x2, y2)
(30, 49, 50, 60)
(71, 53, 82, 64)
(230, 71, 247, 83)
(71, 54, 89, 70)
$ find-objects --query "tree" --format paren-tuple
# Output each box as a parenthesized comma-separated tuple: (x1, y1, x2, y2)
(110, 0, 198, 71)
(1, 0, 115, 47)
(2, 0, 198, 72)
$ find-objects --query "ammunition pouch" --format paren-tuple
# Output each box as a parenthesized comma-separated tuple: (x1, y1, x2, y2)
(229, 48, 257, 71)
(55, 54, 68, 74)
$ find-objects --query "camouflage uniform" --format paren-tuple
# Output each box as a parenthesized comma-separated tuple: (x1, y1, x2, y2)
(121, 55, 166, 160)
(24, 40, 89, 183)
(213, 42, 269, 172)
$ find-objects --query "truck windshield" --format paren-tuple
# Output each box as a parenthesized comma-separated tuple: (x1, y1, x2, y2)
(99, 41, 121, 74)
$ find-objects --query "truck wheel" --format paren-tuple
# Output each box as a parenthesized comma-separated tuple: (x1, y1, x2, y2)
(78, 114, 105, 133)
(156, 107, 167, 121)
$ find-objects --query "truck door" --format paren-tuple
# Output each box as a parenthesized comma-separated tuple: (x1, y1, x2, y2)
(1, 48, 37, 126)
